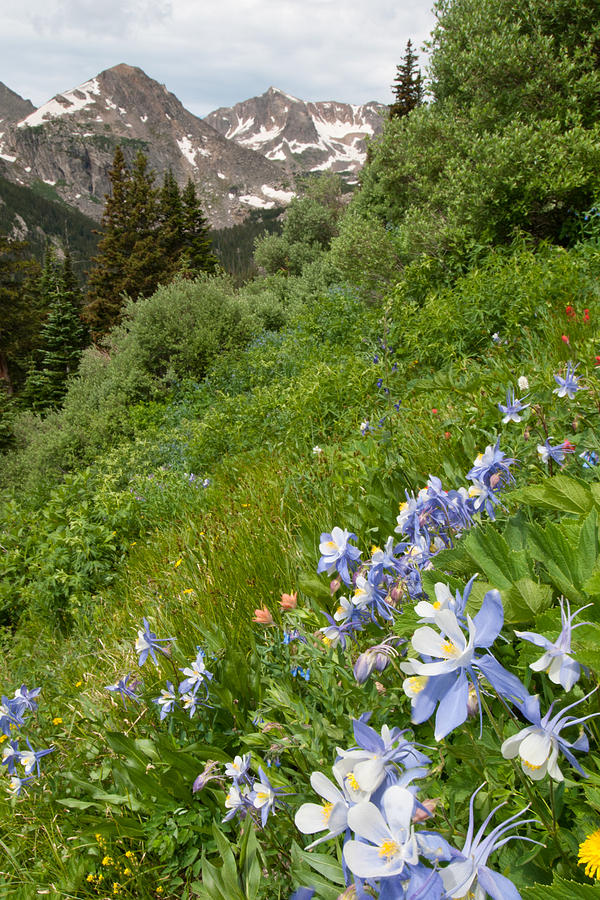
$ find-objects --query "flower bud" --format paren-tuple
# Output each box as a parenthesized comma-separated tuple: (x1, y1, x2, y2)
(252, 606, 274, 625)
(280, 591, 298, 610)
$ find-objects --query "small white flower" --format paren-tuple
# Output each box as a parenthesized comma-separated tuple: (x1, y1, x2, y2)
(312, 445, 323, 455)
(518, 376, 529, 391)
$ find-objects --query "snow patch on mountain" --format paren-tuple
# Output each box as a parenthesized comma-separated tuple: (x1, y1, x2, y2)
(18, 78, 101, 127)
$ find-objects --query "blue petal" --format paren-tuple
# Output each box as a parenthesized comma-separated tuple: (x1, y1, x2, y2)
(477, 654, 530, 708)
(473, 589, 503, 648)
(477, 865, 522, 900)
(434, 671, 469, 740)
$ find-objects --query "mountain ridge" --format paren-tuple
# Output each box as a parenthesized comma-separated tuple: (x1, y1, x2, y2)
(205, 86, 386, 174)
(0, 65, 294, 228)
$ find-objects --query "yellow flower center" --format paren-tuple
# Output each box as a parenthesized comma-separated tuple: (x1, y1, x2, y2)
(346, 772, 360, 792)
(441, 639, 460, 658)
(326, 541, 338, 551)
(433, 601, 441, 609)
(322, 635, 332, 647)
(407, 676, 427, 694)
(322, 802, 333, 823)
(378, 840, 399, 860)
(522, 759, 543, 772)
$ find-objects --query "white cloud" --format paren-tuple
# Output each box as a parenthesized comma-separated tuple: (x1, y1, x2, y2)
(1, 0, 437, 115)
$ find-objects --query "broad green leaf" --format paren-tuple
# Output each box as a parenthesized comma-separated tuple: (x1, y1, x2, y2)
(527, 522, 584, 602)
(511, 474, 593, 516)
(503, 577, 553, 624)
(211, 824, 244, 899)
(461, 526, 530, 590)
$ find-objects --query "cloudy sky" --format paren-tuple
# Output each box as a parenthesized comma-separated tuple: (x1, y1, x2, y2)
(1, 0, 437, 117)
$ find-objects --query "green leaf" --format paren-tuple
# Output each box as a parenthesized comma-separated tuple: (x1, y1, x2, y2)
(523, 876, 600, 898)
(461, 526, 530, 590)
(503, 577, 553, 624)
(211, 824, 244, 899)
(511, 474, 593, 516)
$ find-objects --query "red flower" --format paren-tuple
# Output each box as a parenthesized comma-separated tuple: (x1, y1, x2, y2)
(562, 439, 576, 452)
(561, 335, 570, 344)
(583, 308, 590, 322)
(444, 431, 451, 439)
(566, 305, 576, 319)
(595, 356, 600, 366)
(431, 408, 438, 415)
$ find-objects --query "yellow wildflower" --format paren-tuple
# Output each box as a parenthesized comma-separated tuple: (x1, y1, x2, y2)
(75, 681, 83, 687)
(86, 874, 95, 883)
(174, 558, 182, 568)
(124, 850, 134, 860)
(579, 829, 600, 880)
(52, 717, 63, 726)
(123, 868, 132, 876)
(102, 856, 113, 866)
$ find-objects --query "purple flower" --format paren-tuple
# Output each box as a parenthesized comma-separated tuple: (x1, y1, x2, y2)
(501, 688, 600, 781)
(516, 597, 591, 691)
(498, 388, 529, 424)
(135, 617, 174, 667)
(106, 674, 140, 707)
(440, 785, 539, 899)
(553, 361, 581, 399)
(317, 527, 362, 585)
(537, 439, 575, 466)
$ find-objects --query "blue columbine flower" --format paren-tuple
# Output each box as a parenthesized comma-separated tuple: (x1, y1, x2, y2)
(537, 439, 575, 466)
(1, 740, 21, 776)
(553, 361, 581, 399)
(0, 696, 24, 736)
(467, 441, 516, 491)
(515, 597, 591, 691)
(498, 388, 529, 424)
(19, 740, 54, 776)
(501, 688, 600, 781)
(225, 754, 252, 783)
(179, 648, 213, 695)
(353, 637, 402, 685)
(317, 527, 362, 585)
(135, 618, 174, 667)
(401, 587, 528, 740)
(249, 767, 289, 827)
(439, 784, 539, 900)
(106, 674, 140, 707)
(154, 682, 177, 720)
(11, 685, 41, 716)
(333, 719, 430, 802)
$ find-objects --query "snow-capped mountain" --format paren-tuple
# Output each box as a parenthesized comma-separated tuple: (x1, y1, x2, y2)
(205, 87, 386, 174)
(0, 65, 294, 227)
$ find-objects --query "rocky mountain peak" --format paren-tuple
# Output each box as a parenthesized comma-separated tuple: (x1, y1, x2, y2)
(1, 65, 295, 227)
(205, 89, 386, 174)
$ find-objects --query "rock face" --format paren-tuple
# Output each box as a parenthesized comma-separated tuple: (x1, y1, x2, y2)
(205, 87, 386, 174)
(0, 65, 295, 227)
(0, 83, 35, 128)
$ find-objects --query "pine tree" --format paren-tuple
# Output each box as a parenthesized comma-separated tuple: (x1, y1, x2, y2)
(24, 249, 86, 411)
(0, 233, 42, 393)
(85, 146, 132, 336)
(180, 180, 218, 276)
(390, 40, 423, 119)
(158, 170, 185, 282)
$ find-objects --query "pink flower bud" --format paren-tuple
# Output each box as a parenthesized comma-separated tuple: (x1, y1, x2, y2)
(279, 591, 297, 610)
(252, 606, 274, 625)
(412, 798, 439, 822)
(330, 577, 341, 595)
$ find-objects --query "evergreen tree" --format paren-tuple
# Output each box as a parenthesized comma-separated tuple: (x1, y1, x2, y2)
(158, 170, 185, 282)
(390, 40, 423, 119)
(24, 248, 86, 410)
(0, 233, 42, 393)
(180, 180, 218, 275)
(85, 146, 132, 336)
